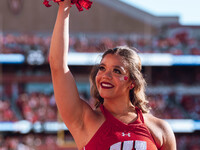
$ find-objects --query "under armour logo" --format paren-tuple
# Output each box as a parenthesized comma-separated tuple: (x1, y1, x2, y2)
(122, 132, 131, 137)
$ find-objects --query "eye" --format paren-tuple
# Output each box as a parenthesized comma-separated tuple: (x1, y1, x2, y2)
(113, 68, 121, 74)
(98, 65, 105, 71)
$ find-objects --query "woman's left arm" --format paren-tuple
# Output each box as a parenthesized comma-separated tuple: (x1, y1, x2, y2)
(144, 114, 176, 150)
(159, 120, 176, 150)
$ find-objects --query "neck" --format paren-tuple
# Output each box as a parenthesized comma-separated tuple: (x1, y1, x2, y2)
(103, 97, 135, 116)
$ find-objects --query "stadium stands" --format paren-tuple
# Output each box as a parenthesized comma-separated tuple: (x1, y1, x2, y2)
(1, 27, 200, 56)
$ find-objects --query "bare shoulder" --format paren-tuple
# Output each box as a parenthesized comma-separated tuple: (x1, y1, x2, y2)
(143, 113, 177, 150)
(144, 113, 171, 131)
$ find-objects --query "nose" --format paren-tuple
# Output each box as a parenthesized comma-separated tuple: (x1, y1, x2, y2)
(102, 70, 112, 79)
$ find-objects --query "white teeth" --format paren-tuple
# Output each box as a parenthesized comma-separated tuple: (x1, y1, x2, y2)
(102, 83, 112, 87)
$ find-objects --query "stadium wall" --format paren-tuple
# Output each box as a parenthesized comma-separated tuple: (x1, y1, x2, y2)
(0, 0, 158, 35)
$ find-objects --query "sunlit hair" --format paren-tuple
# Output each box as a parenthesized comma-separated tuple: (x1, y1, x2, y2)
(90, 46, 150, 113)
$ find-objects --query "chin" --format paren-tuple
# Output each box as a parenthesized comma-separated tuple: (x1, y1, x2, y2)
(100, 94, 114, 100)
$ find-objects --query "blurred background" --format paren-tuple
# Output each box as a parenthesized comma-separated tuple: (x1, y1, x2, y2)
(0, 0, 200, 149)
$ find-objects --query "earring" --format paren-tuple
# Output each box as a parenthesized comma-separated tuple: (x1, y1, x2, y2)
(130, 84, 134, 89)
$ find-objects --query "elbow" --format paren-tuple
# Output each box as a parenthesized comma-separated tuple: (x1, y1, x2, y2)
(49, 54, 61, 71)
(49, 53, 68, 72)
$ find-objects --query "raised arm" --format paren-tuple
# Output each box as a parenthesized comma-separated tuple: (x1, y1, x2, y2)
(49, 0, 90, 131)
(49, 2, 106, 148)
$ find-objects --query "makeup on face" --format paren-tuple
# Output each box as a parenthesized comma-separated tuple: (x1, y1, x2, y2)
(124, 76, 128, 81)
(119, 75, 129, 81)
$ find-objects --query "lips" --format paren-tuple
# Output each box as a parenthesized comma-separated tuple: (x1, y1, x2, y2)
(100, 82, 114, 89)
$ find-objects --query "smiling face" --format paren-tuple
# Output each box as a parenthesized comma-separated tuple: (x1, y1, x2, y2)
(90, 46, 149, 112)
(95, 54, 132, 101)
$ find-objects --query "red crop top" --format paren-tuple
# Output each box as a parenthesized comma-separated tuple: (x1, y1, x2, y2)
(82, 105, 159, 150)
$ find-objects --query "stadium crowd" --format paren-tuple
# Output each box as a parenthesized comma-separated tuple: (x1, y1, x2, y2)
(0, 134, 75, 150)
(16, 92, 57, 123)
(1, 28, 200, 57)
(0, 99, 17, 122)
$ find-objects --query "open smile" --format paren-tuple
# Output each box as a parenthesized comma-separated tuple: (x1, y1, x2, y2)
(101, 82, 114, 89)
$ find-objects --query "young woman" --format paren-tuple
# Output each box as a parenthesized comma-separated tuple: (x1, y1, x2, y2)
(49, 1, 176, 149)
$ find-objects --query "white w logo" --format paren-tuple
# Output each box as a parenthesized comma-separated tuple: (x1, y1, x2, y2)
(109, 140, 147, 150)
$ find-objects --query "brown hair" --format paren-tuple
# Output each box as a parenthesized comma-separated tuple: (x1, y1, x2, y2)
(90, 46, 150, 113)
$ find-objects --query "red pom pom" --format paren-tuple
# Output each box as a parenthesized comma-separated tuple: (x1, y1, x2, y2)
(42, 0, 93, 11)
(43, 0, 52, 7)
(71, 0, 93, 11)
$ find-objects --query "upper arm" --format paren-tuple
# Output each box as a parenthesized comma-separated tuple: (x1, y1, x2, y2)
(159, 120, 177, 150)
(51, 68, 92, 130)
(144, 114, 176, 150)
